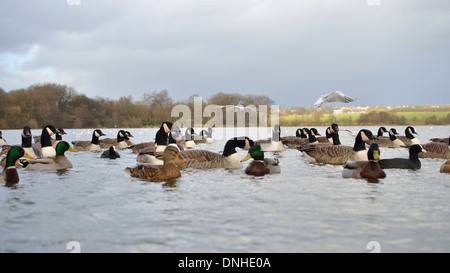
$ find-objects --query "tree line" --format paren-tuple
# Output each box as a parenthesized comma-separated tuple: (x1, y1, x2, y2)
(0, 83, 275, 129)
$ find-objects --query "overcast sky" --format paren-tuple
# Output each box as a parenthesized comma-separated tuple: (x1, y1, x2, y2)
(1, 0, 449, 107)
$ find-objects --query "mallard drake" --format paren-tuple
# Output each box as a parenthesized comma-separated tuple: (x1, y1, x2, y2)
(25, 141, 77, 170)
(242, 145, 280, 176)
(342, 143, 386, 179)
(440, 160, 450, 173)
(176, 137, 254, 169)
(298, 129, 377, 165)
(1, 146, 34, 185)
(125, 144, 185, 181)
(397, 126, 420, 145)
(255, 124, 285, 152)
(101, 146, 121, 159)
(72, 129, 106, 151)
(40, 125, 57, 158)
(0, 131, 7, 147)
(418, 136, 450, 159)
(378, 144, 425, 170)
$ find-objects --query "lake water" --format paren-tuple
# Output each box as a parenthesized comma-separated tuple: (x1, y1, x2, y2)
(1, 125, 449, 253)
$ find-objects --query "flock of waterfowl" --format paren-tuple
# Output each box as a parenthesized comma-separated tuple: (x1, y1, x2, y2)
(1, 122, 449, 186)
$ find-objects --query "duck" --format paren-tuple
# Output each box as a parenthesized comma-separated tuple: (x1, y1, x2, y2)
(280, 128, 308, 148)
(342, 143, 386, 179)
(378, 144, 425, 170)
(125, 144, 185, 181)
(0, 131, 7, 147)
(1, 146, 34, 185)
(24, 141, 77, 170)
(255, 124, 285, 152)
(99, 130, 134, 149)
(242, 145, 280, 176)
(176, 137, 254, 170)
(298, 129, 377, 165)
(40, 125, 58, 158)
(72, 129, 106, 151)
(397, 126, 420, 145)
(418, 135, 450, 159)
(440, 160, 450, 173)
(101, 146, 121, 159)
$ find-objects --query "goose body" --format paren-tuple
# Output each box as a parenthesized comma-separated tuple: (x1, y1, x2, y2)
(99, 130, 133, 149)
(125, 144, 185, 181)
(101, 146, 121, 159)
(176, 137, 254, 170)
(256, 125, 285, 152)
(40, 125, 57, 158)
(298, 129, 377, 165)
(242, 145, 280, 176)
(368, 128, 405, 148)
(419, 136, 450, 159)
(440, 160, 450, 173)
(136, 125, 176, 164)
(342, 143, 386, 179)
(1, 146, 34, 185)
(0, 131, 7, 147)
(280, 128, 308, 148)
(183, 128, 196, 148)
(378, 144, 425, 170)
(72, 129, 106, 151)
(25, 141, 77, 170)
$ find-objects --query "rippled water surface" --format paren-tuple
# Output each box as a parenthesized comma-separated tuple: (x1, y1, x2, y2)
(1, 125, 449, 253)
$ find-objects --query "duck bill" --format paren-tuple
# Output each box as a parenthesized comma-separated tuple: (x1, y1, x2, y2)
(176, 154, 185, 163)
(242, 153, 252, 162)
(372, 150, 380, 160)
(69, 147, 77, 152)
(23, 152, 35, 159)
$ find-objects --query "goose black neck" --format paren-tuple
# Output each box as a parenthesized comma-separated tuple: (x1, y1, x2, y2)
(409, 149, 420, 161)
(331, 132, 341, 145)
(308, 133, 317, 143)
(41, 128, 53, 147)
(91, 133, 100, 145)
(389, 133, 397, 141)
(353, 136, 366, 152)
(22, 135, 32, 148)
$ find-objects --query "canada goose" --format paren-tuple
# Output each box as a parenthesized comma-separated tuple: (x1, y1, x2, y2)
(281, 128, 308, 148)
(430, 137, 449, 144)
(298, 129, 377, 165)
(1, 146, 34, 185)
(419, 135, 450, 159)
(440, 160, 450, 173)
(20, 126, 40, 159)
(197, 128, 214, 144)
(99, 130, 134, 149)
(136, 130, 174, 164)
(378, 145, 425, 170)
(255, 125, 285, 152)
(53, 128, 67, 148)
(40, 125, 57, 158)
(397, 126, 420, 145)
(0, 131, 7, 147)
(242, 145, 280, 176)
(125, 144, 185, 181)
(317, 124, 341, 144)
(72, 129, 106, 151)
(314, 91, 356, 108)
(101, 146, 121, 159)
(342, 143, 386, 179)
(183, 128, 196, 148)
(369, 128, 405, 148)
(25, 141, 77, 170)
(176, 137, 254, 170)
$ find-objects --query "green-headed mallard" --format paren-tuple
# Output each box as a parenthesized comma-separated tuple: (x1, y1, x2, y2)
(176, 137, 254, 169)
(72, 129, 106, 151)
(242, 145, 280, 176)
(1, 146, 34, 185)
(25, 141, 77, 170)
(125, 144, 185, 181)
(298, 129, 377, 165)
(342, 143, 386, 179)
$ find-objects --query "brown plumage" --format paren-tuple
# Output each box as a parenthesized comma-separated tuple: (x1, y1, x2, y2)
(440, 160, 450, 173)
(419, 136, 450, 159)
(125, 144, 185, 181)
